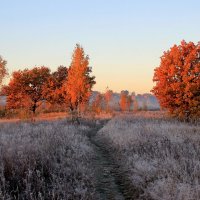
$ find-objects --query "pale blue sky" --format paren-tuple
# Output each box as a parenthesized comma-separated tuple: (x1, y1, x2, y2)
(1, 0, 200, 93)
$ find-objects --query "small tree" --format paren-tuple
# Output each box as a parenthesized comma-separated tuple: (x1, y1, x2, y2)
(152, 40, 200, 120)
(120, 91, 132, 112)
(0, 56, 8, 87)
(92, 93, 104, 114)
(120, 91, 128, 111)
(63, 44, 95, 121)
(5, 67, 50, 114)
(104, 89, 113, 112)
(131, 93, 138, 111)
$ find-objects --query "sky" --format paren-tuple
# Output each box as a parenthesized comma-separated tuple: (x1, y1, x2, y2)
(1, 0, 200, 94)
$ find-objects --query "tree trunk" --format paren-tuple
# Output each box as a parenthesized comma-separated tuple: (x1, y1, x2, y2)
(32, 102, 37, 114)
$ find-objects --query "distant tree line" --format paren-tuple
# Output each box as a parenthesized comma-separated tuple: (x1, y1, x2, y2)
(90, 90, 152, 114)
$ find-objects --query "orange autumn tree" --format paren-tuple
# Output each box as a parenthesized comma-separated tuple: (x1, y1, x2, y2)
(42, 66, 68, 105)
(152, 40, 200, 120)
(120, 91, 129, 111)
(63, 44, 96, 121)
(92, 93, 104, 114)
(5, 67, 50, 114)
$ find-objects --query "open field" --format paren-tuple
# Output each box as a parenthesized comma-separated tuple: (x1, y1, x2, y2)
(0, 120, 98, 199)
(97, 113, 200, 199)
(0, 112, 199, 199)
(1, 1, 199, 199)
(0, 112, 68, 123)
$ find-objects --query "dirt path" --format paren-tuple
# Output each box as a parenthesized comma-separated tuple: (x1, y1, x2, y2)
(88, 122, 126, 200)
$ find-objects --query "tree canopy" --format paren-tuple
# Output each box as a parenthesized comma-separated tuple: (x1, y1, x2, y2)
(42, 66, 68, 105)
(62, 44, 96, 119)
(152, 40, 200, 120)
(5, 66, 50, 113)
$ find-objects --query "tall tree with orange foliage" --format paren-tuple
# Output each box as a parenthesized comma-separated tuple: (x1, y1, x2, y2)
(5, 67, 50, 113)
(63, 44, 95, 121)
(152, 40, 200, 120)
(0, 56, 8, 88)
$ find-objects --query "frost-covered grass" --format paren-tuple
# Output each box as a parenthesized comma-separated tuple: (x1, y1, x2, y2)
(97, 113, 200, 200)
(0, 120, 97, 200)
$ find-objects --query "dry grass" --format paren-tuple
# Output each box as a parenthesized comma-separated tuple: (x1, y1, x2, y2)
(97, 112, 200, 200)
(0, 112, 68, 124)
(0, 120, 97, 199)
(1, 111, 199, 199)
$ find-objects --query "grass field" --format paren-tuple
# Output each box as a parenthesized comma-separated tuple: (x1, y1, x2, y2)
(97, 112, 200, 199)
(0, 120, 97, 199)
(0, 111, 199, 199)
